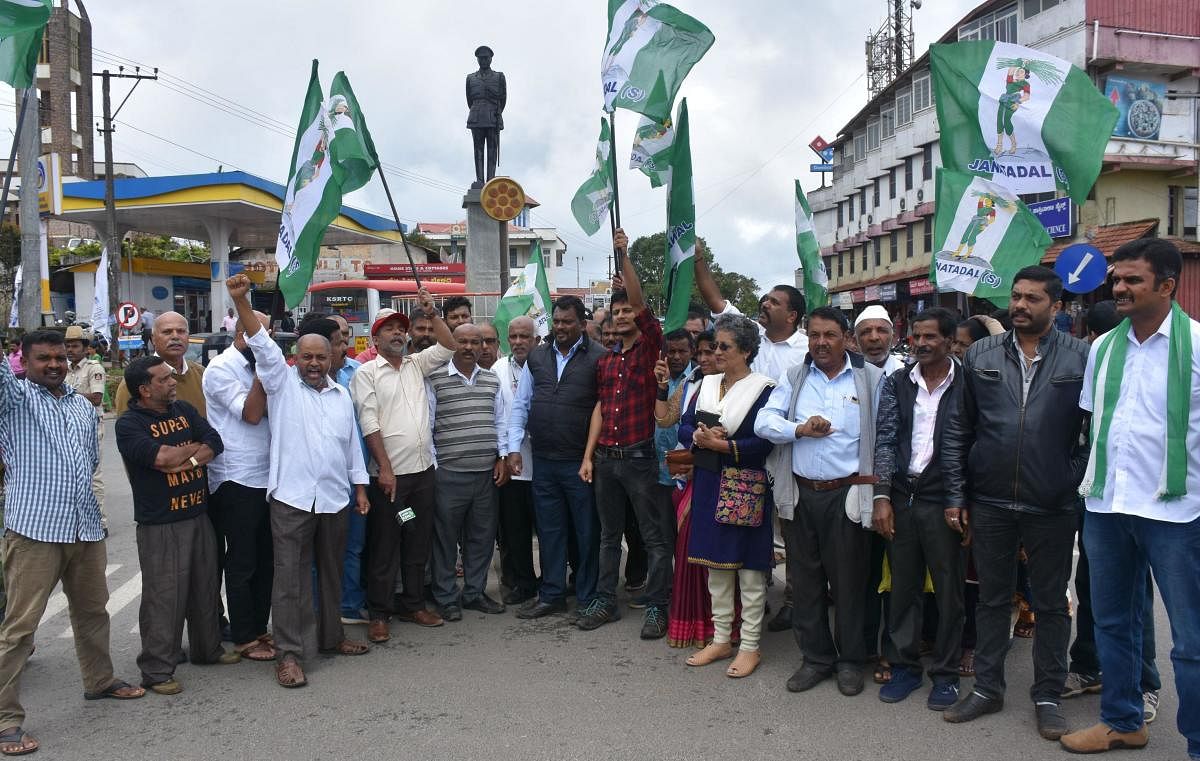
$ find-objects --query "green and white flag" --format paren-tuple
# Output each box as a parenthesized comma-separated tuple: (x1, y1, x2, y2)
(794, 181, 828, 311)
(570, 118, 615, 236)
(929, 168, 1051, 306)
(662, 98, 695, 332)
(602, 0, 714, 122)
(931, 41, 1117, 204)
(493, 239, 554, 354)
(0, 0, 50, 88)
(630, 114, 674, 188)
(275, 62, 380, 308)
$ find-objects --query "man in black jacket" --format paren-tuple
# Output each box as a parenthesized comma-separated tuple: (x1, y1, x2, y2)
(872, 308, 965, 711)
(940, 266, 1089, 741)
(506, 296, 604, 619)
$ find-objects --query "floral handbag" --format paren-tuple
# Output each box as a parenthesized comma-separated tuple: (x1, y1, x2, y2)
(714, 467, 767, 527)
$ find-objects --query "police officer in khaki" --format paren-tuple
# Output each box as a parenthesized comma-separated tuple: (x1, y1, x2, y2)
(64, 325, 109, 529)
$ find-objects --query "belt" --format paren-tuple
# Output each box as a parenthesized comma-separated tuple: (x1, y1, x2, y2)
(595, 440, 657, 460)
(794, 473, 878, 492)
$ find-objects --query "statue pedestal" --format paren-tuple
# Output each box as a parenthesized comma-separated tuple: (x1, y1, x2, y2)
(463, 188, 509, 294)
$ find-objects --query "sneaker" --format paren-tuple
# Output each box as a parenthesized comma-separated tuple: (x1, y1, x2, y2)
(1061, 671, 1102, 699)
(575, 599, 620, 630)
(879, 668, 923, 703)
(627, 594, 649, 610)
(640, 606, 667, 640)
(1143, 690, 1158, 724)
(928, 681, 960, 711)
(340, 608, 369, 625)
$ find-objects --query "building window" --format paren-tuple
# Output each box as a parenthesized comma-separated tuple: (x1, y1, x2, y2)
(860, 190, 867, 216)
(913, 73, 932, 112)
(922, 143, 933, 181)
(923, 220, 933, 253)
(862, 245, 869, 271)
(867, 119, 881, 151)
(1186, 186, 1198, 238)
(873, 179, 880, 209)
(555, 250, 564, 268)
(850, 250, 856, 274)
(904, 156, 913, 191)
(959, 3, 1018, 43)
(905, 224, 914, 258)
(837, 201, 844, 228)
(842, 141, 854, 166)
(873, 238, 882, 267)
(848, 193, 855, 221)
(881, 106, 896, 140)
(69, 27, 80, 72)
(1023, 0, 1059, 19)
(838, 253, 845, 278)
(825, 256, 835, 283)
(889, 231, 899, 262)
(38, 34, 49, 64)
(896, 88, 912, 127)
(854, 132, 867, 162)
(889, 168, 897, 200)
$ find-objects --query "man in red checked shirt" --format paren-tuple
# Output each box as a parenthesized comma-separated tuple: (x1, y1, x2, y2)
(578, 228, 674, 639)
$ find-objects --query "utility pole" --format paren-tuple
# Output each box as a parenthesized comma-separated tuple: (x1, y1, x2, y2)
(575, 255, 582, 288)
(17, 86, 40, 328)
(94, 66, 157, 344)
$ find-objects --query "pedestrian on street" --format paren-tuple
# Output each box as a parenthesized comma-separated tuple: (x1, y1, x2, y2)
(227, 275, 370, 689)
(115, 311, 205, 417)
(1061, 239, 1200, 758)
(941, 266, 1089, 741)
(116, 356, 240, 695)
(0, 330, 145, 757)
(755, 307, 885, 697)
(64, 325, 109, 532)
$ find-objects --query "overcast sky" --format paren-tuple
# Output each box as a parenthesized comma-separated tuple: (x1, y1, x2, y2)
(8, 0, 977, 290)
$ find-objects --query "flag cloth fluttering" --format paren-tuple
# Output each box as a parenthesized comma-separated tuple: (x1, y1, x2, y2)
(0, 0, 51, 88)
(570, 118, 615, 236)
(492, 239, 554, 354)
(662, 98, 695, 332)
(629, 113, 674, 188)
(794, 181, 828, 312)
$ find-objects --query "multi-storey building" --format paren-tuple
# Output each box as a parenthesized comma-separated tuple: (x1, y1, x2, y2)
(809, 0, 1200, 320)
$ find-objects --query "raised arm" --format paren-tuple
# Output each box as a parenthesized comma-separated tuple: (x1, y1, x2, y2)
(226, 274, 287, 394)
(614, 228, 643, 310)
(693, 239, 729, 315)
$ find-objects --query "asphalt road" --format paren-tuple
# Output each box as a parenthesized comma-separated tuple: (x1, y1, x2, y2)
(12, 418, 1184, 760)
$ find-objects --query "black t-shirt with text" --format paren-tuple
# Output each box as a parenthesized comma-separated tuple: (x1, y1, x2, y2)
(115, 400, 224, 525)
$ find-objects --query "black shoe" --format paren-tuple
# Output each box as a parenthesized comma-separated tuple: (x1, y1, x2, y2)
(515, 599, 566, 619)
(624, 577, 646, 592)
(640, 605, 667, 640)
(440, 604, 463, 622)
(503, 587, 536, 606)
(943, 690, 1004, 723)
(836, 666, 865, 696)
(576, 599, 620, 630)
(463, 594, 506, 615)
(786, 664, 832, 693)
(767, 605, 793, 633)
(1035, 702, 1068, 740)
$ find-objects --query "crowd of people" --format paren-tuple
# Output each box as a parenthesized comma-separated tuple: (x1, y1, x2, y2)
(0, 232, 1195, 759)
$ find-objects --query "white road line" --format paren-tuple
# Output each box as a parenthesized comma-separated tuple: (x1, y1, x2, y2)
(38, 564, 121, 627)
(58, 571, 142, 639)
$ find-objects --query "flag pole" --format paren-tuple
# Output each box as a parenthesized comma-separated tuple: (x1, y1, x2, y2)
(607, 109, 623, 271)
(373, 165, 424, 291)
(0, 89, 30, 229)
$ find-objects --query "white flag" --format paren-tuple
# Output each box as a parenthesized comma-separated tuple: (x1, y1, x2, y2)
(91, 245, 109, 334)
(7, 262, 20, 328)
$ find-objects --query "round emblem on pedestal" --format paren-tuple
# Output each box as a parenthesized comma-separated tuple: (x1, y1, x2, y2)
(480, 176, 526, 222)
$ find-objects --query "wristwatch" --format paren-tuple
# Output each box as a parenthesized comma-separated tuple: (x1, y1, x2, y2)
(189, 456, 200, 468)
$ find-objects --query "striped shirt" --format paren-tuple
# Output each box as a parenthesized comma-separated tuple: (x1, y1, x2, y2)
(428, 362, 505, 473)
(0, 355, 103, 543)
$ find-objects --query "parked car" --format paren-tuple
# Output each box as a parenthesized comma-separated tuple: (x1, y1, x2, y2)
(186, 331, 298, 367)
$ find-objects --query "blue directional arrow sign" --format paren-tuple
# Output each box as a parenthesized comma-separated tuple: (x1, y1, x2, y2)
(1055, 243, 1107, 294)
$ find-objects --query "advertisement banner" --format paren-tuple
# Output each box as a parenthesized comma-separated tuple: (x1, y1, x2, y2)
(1105, 76, 1167, 141)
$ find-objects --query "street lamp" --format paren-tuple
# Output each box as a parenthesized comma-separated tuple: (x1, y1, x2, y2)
(576, 256, 583, 288)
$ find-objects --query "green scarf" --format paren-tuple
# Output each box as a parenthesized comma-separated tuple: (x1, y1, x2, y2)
(1081, 301, 1193, 501)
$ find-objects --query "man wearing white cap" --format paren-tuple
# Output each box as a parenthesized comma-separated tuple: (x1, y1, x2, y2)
(855, 305, 904, 374)
(350, 300, 457, 641)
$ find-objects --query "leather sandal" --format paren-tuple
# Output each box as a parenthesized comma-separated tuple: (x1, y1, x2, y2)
(686, 642, 733, 667)
(726, 650, 761, 678)
(275, 657, 307, 688)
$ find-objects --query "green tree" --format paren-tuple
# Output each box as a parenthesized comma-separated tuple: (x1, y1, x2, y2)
(626, 233, 761, 317)
(0, 223, 19, 270)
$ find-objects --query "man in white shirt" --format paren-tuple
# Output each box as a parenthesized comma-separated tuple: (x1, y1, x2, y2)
(350, 295, 457, 641)
(871, 308, 965, 711)
(1062, 239, 1200, 759)
(227, 275, 370, 690)
(855, 305, 904, 374)
(202, 308, 275, 661)
(492, 316, 539, 605)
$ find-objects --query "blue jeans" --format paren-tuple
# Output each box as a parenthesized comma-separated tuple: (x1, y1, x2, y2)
(531, 456, 599, 606)
(1085, 510, 1200, 757)
(340, 504, 367, 614)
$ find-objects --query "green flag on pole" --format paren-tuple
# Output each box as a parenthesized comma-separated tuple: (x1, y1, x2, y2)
(493, 239, 554, 354)
(931, 40, 1117, 204)
(275, 62, 380, 308)
(0, 0, 51, 88)
(794, 181, 828, 312)
(929, 168, 1051, 307)
(630, 113, 674, 188)
(571, 118, 615, 236)
(662, 98, 694, 332)
(602, 0, 714, 122)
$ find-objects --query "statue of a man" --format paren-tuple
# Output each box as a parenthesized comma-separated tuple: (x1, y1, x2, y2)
(466, 45, 506, 188)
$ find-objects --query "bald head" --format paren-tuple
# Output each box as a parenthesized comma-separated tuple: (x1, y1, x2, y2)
(453, 322, 482, 371)
(294, 334, 332, 389)
(478, 322, 499, 369)
(152, 311, 189, 367)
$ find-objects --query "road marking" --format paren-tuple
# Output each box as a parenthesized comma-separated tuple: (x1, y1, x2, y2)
(38, 564, 121, 627)
(58, 571, 142, 639)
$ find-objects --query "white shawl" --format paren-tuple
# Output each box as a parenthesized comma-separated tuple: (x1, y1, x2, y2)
(695, 372, 775, 433)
